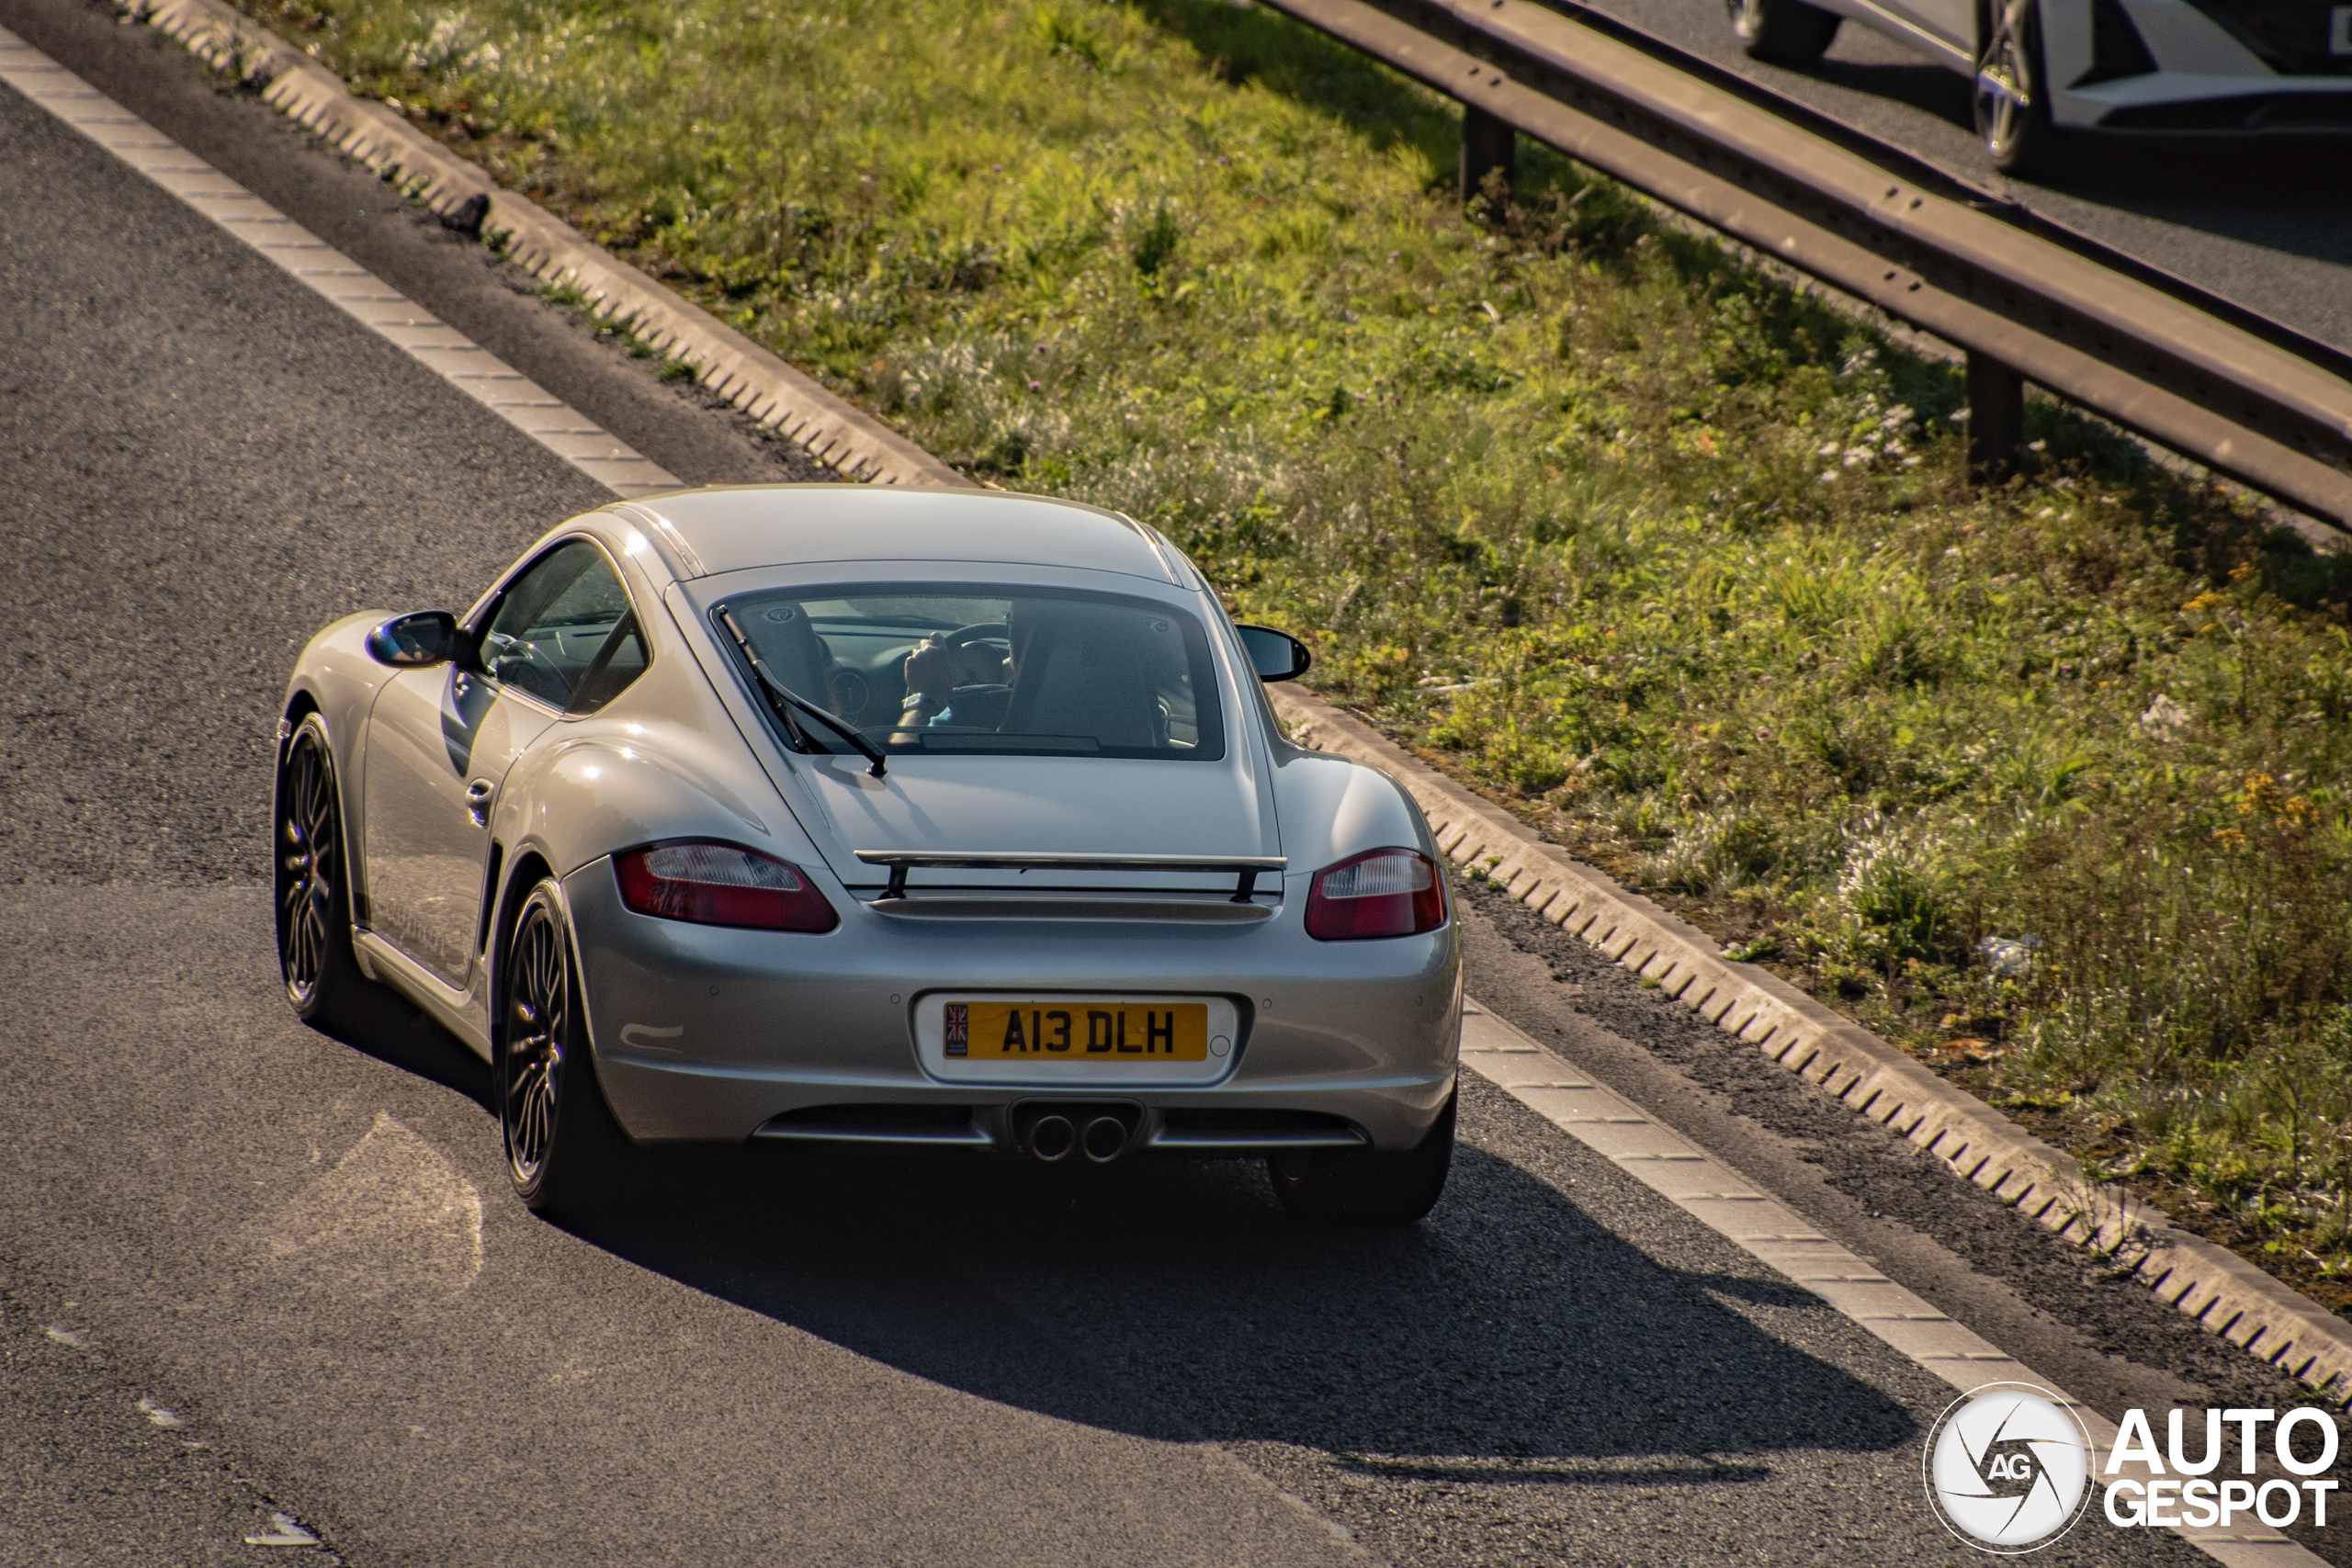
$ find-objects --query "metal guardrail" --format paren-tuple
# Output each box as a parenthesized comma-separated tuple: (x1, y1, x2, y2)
(1255, 0, 2352, 528)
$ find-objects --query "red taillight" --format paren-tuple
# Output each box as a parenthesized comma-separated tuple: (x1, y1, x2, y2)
(614, 840, 839, 932)
(1304, 848, 1447, 941)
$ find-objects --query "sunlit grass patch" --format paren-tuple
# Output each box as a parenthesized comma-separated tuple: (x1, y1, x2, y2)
(237, 0, 2352, 1303)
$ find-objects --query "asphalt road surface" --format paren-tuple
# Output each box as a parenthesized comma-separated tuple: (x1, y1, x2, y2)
(1565, 0, 2352, 357)
(0, 3, 2336, 1563)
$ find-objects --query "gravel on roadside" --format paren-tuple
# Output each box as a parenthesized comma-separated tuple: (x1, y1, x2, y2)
(1458, 871, 2352, 1562)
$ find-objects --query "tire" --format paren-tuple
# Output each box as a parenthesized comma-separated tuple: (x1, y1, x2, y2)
(275, 714, 380, 1033)
(498, 880, 631, 1216)
(1973, 0, 2062, 175)
(1727, 0, 1840, 67)
(1271, 1091, 1456, 1225)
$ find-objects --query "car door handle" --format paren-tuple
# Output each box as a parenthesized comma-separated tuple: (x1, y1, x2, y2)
(464, 779, 494, 826)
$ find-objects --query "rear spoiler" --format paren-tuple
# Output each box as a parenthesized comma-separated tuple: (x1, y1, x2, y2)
(854, 851, 1286, 904)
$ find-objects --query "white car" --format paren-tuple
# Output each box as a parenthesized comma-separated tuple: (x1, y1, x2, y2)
(1726, 0, 2352, 169)
(276, 486, 1463, 1224)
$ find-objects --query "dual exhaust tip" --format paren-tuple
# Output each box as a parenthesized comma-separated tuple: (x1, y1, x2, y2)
(1017, 1104, 1137, 1165)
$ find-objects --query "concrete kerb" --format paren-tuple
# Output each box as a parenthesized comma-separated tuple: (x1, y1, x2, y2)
(120, 0, 967, 491)
(104, 0, 2352, 1414)
(1268, 681, 2352, 1406)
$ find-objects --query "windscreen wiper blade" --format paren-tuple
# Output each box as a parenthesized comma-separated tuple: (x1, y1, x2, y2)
(716, 608, 888, 779)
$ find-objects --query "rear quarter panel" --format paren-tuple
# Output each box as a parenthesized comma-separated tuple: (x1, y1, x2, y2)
(1270, 749, 1441, 874)
(484, 591, 830, 952)
(494, 674, 821, 886)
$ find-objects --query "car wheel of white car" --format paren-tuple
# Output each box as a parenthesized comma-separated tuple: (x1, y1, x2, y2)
(500, 881, 628, 1215)
(1974, 0, 2060, 174)
(275, 715, 377, 1032)
(1727, 0, 1840, 66)
(1270, 1091, 1456, 1224)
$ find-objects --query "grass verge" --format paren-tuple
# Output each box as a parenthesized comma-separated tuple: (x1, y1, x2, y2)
(220, 0, 2352, 1310)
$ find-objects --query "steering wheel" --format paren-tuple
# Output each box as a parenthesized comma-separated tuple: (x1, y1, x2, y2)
(910, 623, 1012, 728)
(944, 622, 1010, 651)
(940, 622, 1012, 690)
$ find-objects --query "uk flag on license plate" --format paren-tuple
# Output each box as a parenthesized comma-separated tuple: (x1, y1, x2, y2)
(944, 1003, 969, 1057)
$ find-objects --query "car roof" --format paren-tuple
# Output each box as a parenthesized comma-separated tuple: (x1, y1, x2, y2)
(613, 485, 1183, 584)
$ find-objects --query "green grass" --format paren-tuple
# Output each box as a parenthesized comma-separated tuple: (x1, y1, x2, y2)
(238, 0, 2352, 1304)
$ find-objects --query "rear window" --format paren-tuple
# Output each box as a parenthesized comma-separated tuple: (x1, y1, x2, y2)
(714, 584, 1224, 761)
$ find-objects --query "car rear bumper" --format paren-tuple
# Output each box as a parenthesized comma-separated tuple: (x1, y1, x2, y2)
(561, 860, 1463, 1154)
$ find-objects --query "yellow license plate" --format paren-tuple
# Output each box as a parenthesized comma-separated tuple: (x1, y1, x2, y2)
(947, 1001, 1208, 1061)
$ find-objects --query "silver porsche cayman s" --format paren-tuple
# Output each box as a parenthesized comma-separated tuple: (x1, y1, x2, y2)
(275, 486, 1462, 1222)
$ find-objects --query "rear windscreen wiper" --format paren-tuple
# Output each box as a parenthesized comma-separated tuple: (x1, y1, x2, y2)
(716, 608, 888, 779)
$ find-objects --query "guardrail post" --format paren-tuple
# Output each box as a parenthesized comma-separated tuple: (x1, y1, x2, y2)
(1966, 352, 2024, 483)
(1460, 105, 1516, 215)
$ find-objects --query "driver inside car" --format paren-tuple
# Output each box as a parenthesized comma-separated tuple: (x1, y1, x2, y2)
(893, 604, 1033, 736)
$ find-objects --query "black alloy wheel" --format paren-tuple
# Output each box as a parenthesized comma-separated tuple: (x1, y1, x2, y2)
(1270, 1090, 1457, 1224)
(1728, 0, 1841, 67)
(499, 881, 627, 1213)
(276, 716, 372, 1029)
(1974, 0, 2061, 175)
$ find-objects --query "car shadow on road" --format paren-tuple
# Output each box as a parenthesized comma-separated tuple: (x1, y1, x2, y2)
(558, 1090, 1919, 1472)
(312, 986, 494, 1112)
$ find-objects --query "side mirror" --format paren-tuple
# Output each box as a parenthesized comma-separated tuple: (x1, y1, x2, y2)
(1236, 625, 1312, 683)
(366, 610, 463, 669)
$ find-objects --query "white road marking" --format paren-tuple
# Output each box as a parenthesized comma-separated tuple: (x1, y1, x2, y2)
(243, 1511, 321, 1547)
(1461, 999, 2322, 1567)
(43, 1325, 88, 1349)
(138, 1396, 187, 1428)
(0, 28, 679, 500)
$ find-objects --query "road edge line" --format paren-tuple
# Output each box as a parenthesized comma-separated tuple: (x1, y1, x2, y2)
(1271, 682, 2352, 1411)
(1460, 1000, 2321, 1567)
(118, 0, 967, 491)
(0, 24, 679, 499)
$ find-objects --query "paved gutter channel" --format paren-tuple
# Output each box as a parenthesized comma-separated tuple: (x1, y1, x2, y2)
(1459, 880, 2349, 1564)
